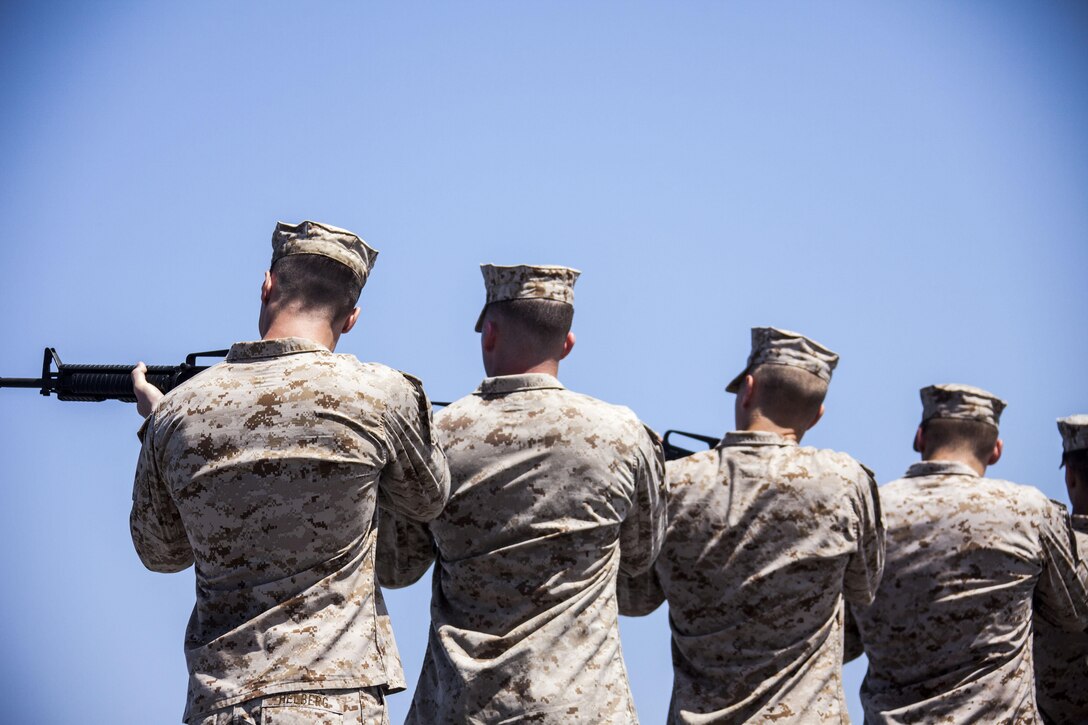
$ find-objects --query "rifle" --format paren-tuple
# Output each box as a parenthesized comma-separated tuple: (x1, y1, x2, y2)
(0, 347, 229, 402)
(430, 401, 718, 461)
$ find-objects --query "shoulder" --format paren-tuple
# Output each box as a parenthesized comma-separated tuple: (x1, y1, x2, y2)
(555, 388, 648, 433)
(666, 447, 721, 489)
(981, 476, 1064, 514)
(788, 445, 873, 484)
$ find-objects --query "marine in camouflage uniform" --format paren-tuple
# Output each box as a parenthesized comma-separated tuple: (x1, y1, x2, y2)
(129, 221, 450, 724)
(1033, 414, 1088, 725)
(378, 264, 667, 724)
(846, 385, 1088, 724)
(619, 327, 885, 724)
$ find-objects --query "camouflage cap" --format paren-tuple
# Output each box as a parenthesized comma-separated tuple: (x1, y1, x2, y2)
(919, 384, 1007, 428)
(271, 220, 378, 286)
(1057, 415, 1088, 454)
(474, 264, 581, 332)
(725, 327, 839, 394)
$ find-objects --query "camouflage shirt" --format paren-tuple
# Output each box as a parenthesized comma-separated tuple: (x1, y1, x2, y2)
(377, 373, 666, 724)
(846, 460, 1088, 724)
(129, 337, 450, 723)
(618, 430, 885, 724)
(1034, 514, 1088, 725)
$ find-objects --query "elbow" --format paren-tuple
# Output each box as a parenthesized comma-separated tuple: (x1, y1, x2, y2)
(138, 550, 194, 573)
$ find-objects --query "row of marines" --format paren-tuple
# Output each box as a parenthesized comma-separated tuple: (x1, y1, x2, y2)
(128, 220, 1088, 724)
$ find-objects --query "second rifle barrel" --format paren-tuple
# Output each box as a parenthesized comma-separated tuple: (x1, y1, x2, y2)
(0, 378, 44, 388)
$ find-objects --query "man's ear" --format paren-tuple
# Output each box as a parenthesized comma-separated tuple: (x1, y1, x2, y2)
(913, 426, 925, 453)
(740, 374, 757, 410)
(482, 319, 499, 353)
(559, 331, 576, 360)
(988, 438, 1003, 466)
(261, 270, 274, 304)
(341, 307, 361, 334)
(807, 403, 825, 431)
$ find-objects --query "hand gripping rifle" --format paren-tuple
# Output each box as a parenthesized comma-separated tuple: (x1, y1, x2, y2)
(430, 401, 718, 462)
(0, 347, 229, 402)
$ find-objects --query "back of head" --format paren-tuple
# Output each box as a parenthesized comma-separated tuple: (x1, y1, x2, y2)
(750, 363, 829, 430)
(271, 253, 363, 320)
(921, 418, 999, 464)
(485, 298, 573, 357)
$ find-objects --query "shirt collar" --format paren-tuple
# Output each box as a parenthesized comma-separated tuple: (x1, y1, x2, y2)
(225, 337, 330, 362)
(904, 459, 981, 479)
(474, 373, 565, 397)
(721, 430, 797, 448)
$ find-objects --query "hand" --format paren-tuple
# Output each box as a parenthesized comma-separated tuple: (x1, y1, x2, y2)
(132, 362, 164, 418)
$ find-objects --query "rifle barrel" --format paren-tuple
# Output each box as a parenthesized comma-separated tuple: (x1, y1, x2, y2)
(0, 377, 45, 389)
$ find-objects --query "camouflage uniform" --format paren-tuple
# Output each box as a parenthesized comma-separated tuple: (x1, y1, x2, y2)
(1034, 415, 1088, 725)
(846, 387, 1088, 724)
(379, 264, 667, 724)
(130, 221, 450, 724)
(619, 327, 885, 724)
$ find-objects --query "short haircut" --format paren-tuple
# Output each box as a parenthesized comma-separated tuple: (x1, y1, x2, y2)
(270, 254, 362, 320)
(922, 418, 998, 462)
(1063, 449, 1088, 480)
(750, 364, 828, 428)
(486, 298, 574, 349)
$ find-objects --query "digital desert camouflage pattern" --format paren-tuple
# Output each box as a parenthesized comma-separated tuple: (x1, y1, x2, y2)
(1033, 514, 1088, 725)
(130, 337, 450, 723)
(474, 263, 580, 331)
(195, 686, 388, 725)
(618, 431, 884, 724)
(845, 460, 1088, 724)
(1057, 414, 1088, 453)
(919, 383, 1007, 428)
(378, 373, 666, 724)
(271, 219, 379, 285)
(725, 327, 840, 393)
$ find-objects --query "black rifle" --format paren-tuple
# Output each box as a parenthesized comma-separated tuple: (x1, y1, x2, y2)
(0, 347, 229, 403)
(431, 401, 717, 461)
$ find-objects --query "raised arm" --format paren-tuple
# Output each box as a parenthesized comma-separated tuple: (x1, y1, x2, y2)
(1035, 500, 1088, 631)
(129, 416, 194, 572)
(843, 463, 885, 606)
(374, 372, 450, 588)
(618, 424, 667, 577)
(377, 372, 451, 522)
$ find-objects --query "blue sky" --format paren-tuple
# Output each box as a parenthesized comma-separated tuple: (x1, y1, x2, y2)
(1, 2, 1086, 723)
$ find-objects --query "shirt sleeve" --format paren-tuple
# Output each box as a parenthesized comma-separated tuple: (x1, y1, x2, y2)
(843, 463, 885, 606)
(376, 508, 437, 588)
(129, 415, 194, 573)
(618, 424, 667, 577)
(843, 602, 865, 662)
(377, 372, 451, 522)
(1034, 500, 1088, 631)
(617, 567, 667, 616)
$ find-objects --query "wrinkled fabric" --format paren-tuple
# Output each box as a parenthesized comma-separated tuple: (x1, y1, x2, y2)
(847, 460, 1088, 725)
(919, 384, 1006, 427)
(130, 337, 450, 723)
(194, 687, 388, 725)
(619, 430, 884, 724)
(378, 373, 666, 724)
(271, 220, 378, 285)
(725, 327, 839, 393)
(1034, 514, 1088, 725)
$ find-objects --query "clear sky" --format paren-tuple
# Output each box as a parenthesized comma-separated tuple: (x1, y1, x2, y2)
(1, 2, 1086, 723)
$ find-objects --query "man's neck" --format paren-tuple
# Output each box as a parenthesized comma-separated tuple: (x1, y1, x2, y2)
(923, 449, 986, 476)
(739, 415, 802, 444)
(485, 359, 559, 378)
(262, 317, 337, 352)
